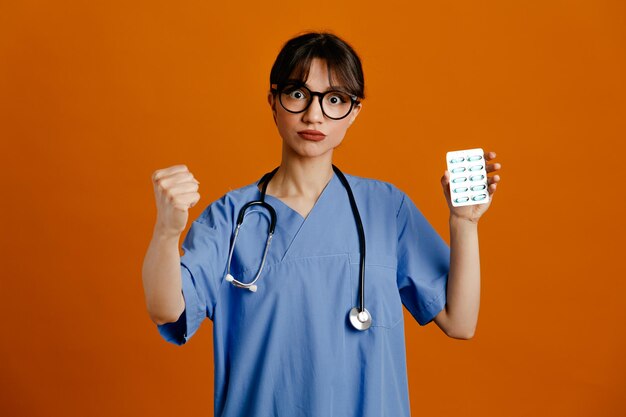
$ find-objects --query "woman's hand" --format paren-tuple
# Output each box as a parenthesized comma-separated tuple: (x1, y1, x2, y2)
(151, 164, 201, 238)
(440, 151, 501, 223)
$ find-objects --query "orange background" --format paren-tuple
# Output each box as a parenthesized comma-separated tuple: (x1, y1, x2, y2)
(1, 1, 625, 416)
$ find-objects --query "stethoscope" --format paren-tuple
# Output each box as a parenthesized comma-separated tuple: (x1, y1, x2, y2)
(224, 164, 372, 331)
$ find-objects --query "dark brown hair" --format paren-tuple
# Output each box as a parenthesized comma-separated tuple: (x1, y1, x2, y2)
(269, 32, 365, 99)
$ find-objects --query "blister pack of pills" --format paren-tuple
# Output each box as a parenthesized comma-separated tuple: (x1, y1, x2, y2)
(446, 148, 490, 207)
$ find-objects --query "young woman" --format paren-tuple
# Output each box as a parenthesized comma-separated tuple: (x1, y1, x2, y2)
(143, 31, 501, 417)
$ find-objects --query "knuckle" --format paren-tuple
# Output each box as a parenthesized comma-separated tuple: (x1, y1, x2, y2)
(157, 181, 167, 193)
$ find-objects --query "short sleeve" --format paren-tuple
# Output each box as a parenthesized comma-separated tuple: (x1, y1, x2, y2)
(157, 196, 232, 345)
(396, 192, 450, 326)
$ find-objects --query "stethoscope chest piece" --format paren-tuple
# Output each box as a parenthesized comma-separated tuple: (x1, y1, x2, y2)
(349, 307, 372, 331)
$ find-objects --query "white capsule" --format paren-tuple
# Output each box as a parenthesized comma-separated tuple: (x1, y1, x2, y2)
(450, 157, 465, 163)
(454, 197, 470, 203)
(471, 185, 486, 191)
(453, 187, 468, 193)
(470, 175, 484, 181)
(468, 155, 483, 162)
(451, 167, 466, 173)
(452, 177, 467, 183)
(472, 194, 487, 201)
(469, 165, 483, 171)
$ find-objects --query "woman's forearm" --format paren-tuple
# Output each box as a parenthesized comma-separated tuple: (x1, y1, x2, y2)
(445, 215, 481, 338)
(141, 227, 186, 325)
(437, 150, 500, 338)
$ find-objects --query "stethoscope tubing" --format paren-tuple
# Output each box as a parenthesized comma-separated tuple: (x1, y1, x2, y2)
(225, 186, 278, 291)
(225, 165, 371, 330)
(331, 165, 367, 316)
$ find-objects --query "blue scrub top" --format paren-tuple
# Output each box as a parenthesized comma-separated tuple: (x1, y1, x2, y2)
(157, 171, 450, 417)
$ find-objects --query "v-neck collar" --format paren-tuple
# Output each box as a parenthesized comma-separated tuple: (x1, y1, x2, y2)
(257, 171, 339, 262)
(260, 171, 338, 221)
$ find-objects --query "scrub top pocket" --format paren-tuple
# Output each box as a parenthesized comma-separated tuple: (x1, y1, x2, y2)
(348, 252, 403, 329)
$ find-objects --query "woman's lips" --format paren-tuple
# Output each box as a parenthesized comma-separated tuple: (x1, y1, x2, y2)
(297, 130, 326, 141)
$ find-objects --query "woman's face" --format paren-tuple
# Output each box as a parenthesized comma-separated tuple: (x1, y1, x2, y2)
(268, 58, 362, 160)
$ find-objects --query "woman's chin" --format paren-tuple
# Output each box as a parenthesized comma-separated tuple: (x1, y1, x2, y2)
(294, 145, 336, 160)
(288, 137, 344, 157)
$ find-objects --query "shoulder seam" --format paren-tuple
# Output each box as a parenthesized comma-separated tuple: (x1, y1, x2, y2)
(396, 191, 406, 218)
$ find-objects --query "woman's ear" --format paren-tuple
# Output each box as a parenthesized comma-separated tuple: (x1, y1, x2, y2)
(348, 102, 362, 125)
(268, 92, 277, 125)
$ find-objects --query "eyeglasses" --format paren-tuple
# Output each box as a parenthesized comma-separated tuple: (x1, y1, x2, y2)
(270, 82, 360, 120)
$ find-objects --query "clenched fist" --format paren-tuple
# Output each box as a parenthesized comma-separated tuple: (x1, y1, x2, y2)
(151, 164, 201, 238)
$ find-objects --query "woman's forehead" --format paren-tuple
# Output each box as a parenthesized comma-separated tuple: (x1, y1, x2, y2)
(284, 80, 344, 93)
(288, 59, 346, 89)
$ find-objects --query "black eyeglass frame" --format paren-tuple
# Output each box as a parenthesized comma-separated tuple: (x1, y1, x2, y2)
(270, 82, 361, 120)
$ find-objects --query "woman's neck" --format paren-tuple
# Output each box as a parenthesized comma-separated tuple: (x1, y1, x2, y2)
(264, 150, 334, 200)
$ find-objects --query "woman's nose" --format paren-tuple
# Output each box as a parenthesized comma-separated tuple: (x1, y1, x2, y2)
(302, 97, 324, 123)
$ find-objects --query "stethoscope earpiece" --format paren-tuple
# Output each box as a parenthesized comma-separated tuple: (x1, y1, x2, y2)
(226, 273, 258, 292)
